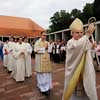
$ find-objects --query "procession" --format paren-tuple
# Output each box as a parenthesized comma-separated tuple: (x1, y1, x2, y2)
(0, 0, 100, 100)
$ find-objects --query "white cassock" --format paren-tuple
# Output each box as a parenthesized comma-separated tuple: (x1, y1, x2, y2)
(24, 42, 32, 77)
(3, 43, 8, 67)
(36, 73, 52, 92)
(63, 35, 98, 100)
(11, 42, 26, 82)
(7, 41, 15, 71)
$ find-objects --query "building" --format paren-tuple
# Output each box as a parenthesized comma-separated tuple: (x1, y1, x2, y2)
(0, 15, 44, 41)
(47, 21, 100, 42)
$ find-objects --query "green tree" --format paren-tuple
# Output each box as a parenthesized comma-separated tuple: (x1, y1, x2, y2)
(94, 0, 100, 20)
(48, 3, 94, 33)
(82, 3, 94, 24)
(71, 9, 82, 19)
(49, 10, 72, 33)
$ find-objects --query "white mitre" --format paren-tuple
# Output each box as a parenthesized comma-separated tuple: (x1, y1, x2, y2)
(70, 18, 83, 31)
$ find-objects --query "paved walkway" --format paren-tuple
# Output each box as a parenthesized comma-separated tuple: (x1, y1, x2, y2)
(0, 59, 100, 100)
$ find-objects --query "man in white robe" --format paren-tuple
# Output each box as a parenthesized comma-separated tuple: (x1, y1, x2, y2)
(95, 41, 100, 65)
(62, 18, 98, 100)
(12, 37, 26, 82)
(3, 40, 9, 67)
(48, 41, 53, 61)
(23, 37, 32, 78)
(34, 32, 52, 96)
(7, 37, 15, 72)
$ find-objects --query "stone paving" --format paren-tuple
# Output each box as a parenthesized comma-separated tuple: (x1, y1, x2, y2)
(0, 60, 100, 100)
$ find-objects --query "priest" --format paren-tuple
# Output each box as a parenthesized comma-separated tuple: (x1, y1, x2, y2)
(34, 31, 52, 96)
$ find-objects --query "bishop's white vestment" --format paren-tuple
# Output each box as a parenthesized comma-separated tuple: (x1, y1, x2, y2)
(62, 35, 98, 100)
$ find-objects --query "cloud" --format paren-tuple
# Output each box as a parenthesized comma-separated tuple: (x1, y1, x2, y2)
(0, 0, 94, 29)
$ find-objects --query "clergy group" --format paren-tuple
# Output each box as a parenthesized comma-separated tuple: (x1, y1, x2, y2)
(3, 37, 32, 82)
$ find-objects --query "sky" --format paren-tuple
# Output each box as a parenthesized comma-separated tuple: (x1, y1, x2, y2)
(0, 0, 94, 29)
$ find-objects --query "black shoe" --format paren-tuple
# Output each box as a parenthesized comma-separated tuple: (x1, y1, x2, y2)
(41, 90, 51, 97)
(8, 71, 12, 73)
(36, 86, 41, 93)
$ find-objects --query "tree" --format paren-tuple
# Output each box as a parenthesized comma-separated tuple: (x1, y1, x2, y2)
(49, 10, 72, 33)
(48, 2, 94, 33)
(94, 0, 100, 20)
(82, 3, 94, 24)
(71, 9, 82, 19)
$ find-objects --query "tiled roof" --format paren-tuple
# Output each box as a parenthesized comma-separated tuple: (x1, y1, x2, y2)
(0, 15, 44, 37)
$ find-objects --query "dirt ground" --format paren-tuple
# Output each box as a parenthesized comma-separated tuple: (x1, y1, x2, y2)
(0, 59, 100, 100)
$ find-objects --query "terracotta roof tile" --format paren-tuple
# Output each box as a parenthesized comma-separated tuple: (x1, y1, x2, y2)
(0, 15, 45, 37)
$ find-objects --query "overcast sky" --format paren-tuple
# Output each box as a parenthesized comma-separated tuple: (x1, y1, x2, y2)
(0, 0, 94, 29)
